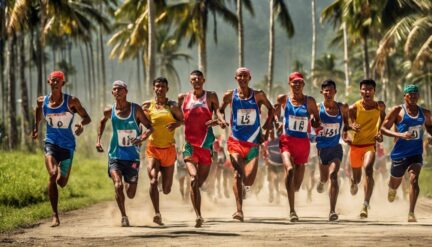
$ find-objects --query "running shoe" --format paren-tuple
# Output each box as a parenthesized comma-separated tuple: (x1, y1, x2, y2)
(360, 205, 368, 219)
(232, 211, 244, 222)
(329, 212, 339, 222)
(408, 212, 417, 223)
(121, 216, 130, 227)
(195, 216, 204, 227)
(317, 182, 325, 193)
(153, 213, 164, 225)
(387, 188, 397, 202)
(289, 211, 299, 222)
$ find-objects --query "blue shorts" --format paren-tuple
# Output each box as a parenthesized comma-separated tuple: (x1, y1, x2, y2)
(108, 159, 139, 184)
(318, 144, 343, 166)
(44, 142, 74, 177)
(391, 155, 422, 178)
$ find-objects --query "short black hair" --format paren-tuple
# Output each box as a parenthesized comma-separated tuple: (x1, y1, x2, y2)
(359, 79, 376, 89)
(153, 77, 168, 86)
(190, 70, 204, 77)
(321, 79, 336, 90)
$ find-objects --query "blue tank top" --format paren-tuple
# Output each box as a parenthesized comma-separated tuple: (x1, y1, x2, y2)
(108, 103, 141, 161)
(283, 96, 310, 138)
(391, 105, 425, 160)
(231, 88, 261, 144)
(42, 94, 76, 151)
(316, 103, 342, 149)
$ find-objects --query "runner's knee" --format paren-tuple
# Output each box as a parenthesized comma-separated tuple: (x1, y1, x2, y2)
(114, 181, 124, 191)
(150, 177, 158, 188)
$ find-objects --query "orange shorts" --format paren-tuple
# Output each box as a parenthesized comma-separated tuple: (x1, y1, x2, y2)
(349, 144, 376, 168)
(146, 144, 176, 167)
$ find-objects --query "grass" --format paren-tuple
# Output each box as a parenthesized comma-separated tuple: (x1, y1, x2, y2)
(0, 151, 113, 232)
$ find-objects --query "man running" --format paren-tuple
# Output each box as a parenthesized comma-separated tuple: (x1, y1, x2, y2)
(274, 71, 321, 222)
(178, 70, 224, 227)
(348, 79, 386, 219)
(32, 71, 91, 227)
(381, 84, 432, 222)
(219, 67, 274, 222)
(96, 80, 153, 227)
(143, 77, 183, 225)
(315, 80, 350, 221)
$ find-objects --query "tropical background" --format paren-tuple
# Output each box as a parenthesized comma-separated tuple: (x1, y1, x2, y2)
(0, 0, 431, 231)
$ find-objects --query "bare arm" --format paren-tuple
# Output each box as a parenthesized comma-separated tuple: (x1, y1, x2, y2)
(423, 109, 432, 136)
(256, 90, 275, 130)
(32, 96, 44, 139)
(177, 93, 187, 109)
(349, 103, 360, 132)
(339, 102, 351, 143)
(218, 90, 234, 127)
(274, 94, 287, 134)
(205, 91, 225, 128)
(375, 101, 386, 142)
(96, 107, 111, 152)
(134, 105, 153, 144)
(380, 106, 409, 139)
(307, 96, 321, 128)
(69, 97, 91, 136)
(166, 100, 184, 131)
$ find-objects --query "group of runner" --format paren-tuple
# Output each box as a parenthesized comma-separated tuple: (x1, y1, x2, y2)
(33, 68, 432, 228)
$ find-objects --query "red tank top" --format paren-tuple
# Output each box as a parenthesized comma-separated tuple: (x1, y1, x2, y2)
(182, 91, 212, 147)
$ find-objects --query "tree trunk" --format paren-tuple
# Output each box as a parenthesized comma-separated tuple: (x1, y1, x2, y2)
(99, 27, 107, 107)
(136, 52, 142, 100)
(237, 0, 244, 67)
(18, 33, 31, 147)
(79, 44, 89, 104)
(147, 0, 156, 97)
(198, 5, 207, 76)
(267, 0, 274, 97)
(7, 34, 18, 149)
(0, 3, 5, 126)
(310, 0, 317, 90)
(36, 30, 44, 97)
(85, 42, 93, 106)
(343, 22, 350, 98)
(89, 41, 97, 106)
(362, 35, 370, 78)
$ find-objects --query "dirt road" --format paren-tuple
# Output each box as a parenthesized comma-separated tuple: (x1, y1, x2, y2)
(1, 177, 432, 246)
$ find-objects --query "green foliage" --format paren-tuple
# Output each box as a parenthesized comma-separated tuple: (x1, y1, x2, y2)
(0, 151, 112, 232)
(420, 168, 432, 198)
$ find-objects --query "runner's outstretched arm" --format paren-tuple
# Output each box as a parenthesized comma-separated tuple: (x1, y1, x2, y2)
(32, 96, 44, 139)
(219, 90, 234, 127)
(96, 107, 111, 152)
(69, 97, 91, 136)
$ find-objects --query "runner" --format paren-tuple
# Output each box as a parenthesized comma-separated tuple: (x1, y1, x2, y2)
(96, 80, 153, 227)
(178, 70, 224, 227)
(142, 77, 184, 225)
(348, 79, 386, 219)
(274, 71, 321, 222)
(314, 80, 350, 221)
(263, 129, 284, 204)
(303, 129, 318, 203)
(32, 71, 91, 227)
(219, 67, 274, 222)
(381, 84, 432, 222)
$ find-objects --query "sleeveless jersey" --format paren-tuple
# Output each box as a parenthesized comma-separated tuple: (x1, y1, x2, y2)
(147, 100, 176, 148)
(316, 103, 342, 149)
(283, 96, 310, 138)
(182, 91, 215, 149)
(42, 94, 75, 151)
(266, 138, 283, 165)
(230, 88, 261, 144)
(108, 103, 141, 161)
(351, 100, 380, 145)
(391, 105, 425, 160)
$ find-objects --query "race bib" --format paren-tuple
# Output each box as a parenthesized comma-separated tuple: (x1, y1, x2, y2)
(45, 112, 73, 129)
(236, 109, 257, 126)
(117, 129, 137, 147)
(408, 125, 422, 140)
(288, 115, 308, 132)
(319, 123, 340, 137)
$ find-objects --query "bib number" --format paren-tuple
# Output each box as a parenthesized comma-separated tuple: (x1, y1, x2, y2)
(46, 112, 73, 129)
(117, 129, 137, 147)
(237, 109, 257, 126)
(408, 125, 421, 140)
(319, 123, 340, 137)
(288, 115, 308, 133)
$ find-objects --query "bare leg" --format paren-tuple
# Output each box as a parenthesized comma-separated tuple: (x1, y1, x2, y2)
(281, 152, 295, 213)
(110, 170, 126, 217)
(329, 160, 341, 213)
(408, 165, 421, 214)
(187, 161, 211, 227)
(230, 154, 245, 220)
(363, 151, 376, 205)
(147, 158, 161, 217)
(45, 155, 60, 227)
(160, 165, 174, 195)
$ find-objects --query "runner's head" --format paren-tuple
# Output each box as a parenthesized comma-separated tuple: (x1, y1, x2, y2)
(359, 79, 376, 102)
(47, 71, 65, 92)
(235, 67, 252, 87)
(320, 79, 337, 101)
(288, 72, 305, 94)
(403, 84, 419, 106)
(153, 77, 169, 98)
(112, 80, 128, 100)
(189, 70, 205, 90)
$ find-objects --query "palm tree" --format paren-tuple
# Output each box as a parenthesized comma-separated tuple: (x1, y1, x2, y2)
(267, 0, 294, 96)
(311, 0, 317, 88)
(147, 0, 156, 96)
(313, 53, 345, 86)
(234, 0, 254, 67)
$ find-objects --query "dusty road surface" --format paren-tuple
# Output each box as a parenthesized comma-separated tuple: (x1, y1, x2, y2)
(1, 176, 432, 246)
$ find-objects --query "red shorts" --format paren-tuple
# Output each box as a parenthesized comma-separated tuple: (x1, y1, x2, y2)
(183, 142, 212, 166)
(279, 134, 310, 165)
(227, 137, 259, 162)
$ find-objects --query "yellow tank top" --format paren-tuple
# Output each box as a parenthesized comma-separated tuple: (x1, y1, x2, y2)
(148, 100, 177, 148)
(351, 100, 381, 145)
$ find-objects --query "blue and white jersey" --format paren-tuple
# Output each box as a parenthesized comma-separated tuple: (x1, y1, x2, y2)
(231, 88, 261, 144)
(391, 105, 425, 160)
(42, 94, 75, 151)
(316, 103, 342, 149)
(109, 103, 142, 161)
(283, 96, 310, 138)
